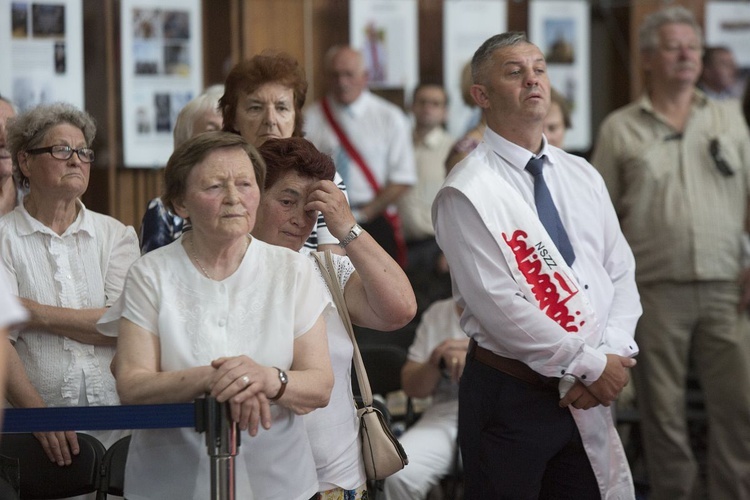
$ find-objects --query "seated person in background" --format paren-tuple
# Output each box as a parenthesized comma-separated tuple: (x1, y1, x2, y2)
(0, 95, 19, 216)
(544, 87, 572, 149)
(99, 132, 333, 500)
(383, 297, 466, 500)
(139, 85, 224, 253)
(253, 137, 416, 499)
(0, 103, 140, 465)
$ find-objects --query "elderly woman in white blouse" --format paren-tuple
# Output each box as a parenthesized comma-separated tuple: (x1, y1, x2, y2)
(99, 132, 333, 500)
(0, 103, 140, 466)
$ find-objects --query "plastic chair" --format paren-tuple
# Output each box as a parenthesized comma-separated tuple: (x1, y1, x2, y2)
(97, 435, 130, 500)
(0, 432, 105, 499)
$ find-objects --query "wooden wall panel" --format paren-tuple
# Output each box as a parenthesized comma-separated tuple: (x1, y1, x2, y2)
(309, 0, 349, 103)
(242, 0, 306, 62)
(417, 0, 443, 84)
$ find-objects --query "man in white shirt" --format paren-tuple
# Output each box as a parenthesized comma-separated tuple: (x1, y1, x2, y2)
(432, 32, 641, 498)
(398, 83, 453, 272)
(305, 45, 416, 263)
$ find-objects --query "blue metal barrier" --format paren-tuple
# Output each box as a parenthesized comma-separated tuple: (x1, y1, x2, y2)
(0, 398, 238, 500)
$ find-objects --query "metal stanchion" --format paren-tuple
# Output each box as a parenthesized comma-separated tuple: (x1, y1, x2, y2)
(195, 396, 240, 500)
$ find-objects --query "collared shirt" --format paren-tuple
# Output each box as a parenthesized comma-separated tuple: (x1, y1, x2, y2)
(433, 127, 640, 381)
(398, 126, 454, 241)
(592, 91, 750, 284)
(305, 90, 417, 206)
(0, 200, 139, 407)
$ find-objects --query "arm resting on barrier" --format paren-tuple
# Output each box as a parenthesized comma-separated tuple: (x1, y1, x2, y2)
(115, 318, 215, 405)
(211, 314, 333, 420)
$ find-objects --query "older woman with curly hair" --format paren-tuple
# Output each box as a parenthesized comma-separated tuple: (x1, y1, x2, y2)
(0, 103, 139, 466)
(253, 137, 416, 499)
(221, 51, 348, 254)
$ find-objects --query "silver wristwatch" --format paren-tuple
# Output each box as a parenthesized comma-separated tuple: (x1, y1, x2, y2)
(338, 223, 363, 248)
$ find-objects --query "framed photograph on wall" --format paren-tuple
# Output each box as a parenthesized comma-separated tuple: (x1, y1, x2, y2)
(529, 0, 591, 152)
(349, 0, 418, 102)
(120, 0, 202, 168)
(443, 0, 507, 138)
(0, 0, 85, 112)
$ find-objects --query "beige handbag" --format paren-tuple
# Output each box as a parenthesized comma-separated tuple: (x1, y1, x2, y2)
(313, 251, 409, 480)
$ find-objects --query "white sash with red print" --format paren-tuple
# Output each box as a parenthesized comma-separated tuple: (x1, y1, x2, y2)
(446, 143, 635, 499)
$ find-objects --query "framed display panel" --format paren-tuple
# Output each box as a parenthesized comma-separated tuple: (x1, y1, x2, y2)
(529, 0, 591, 152)
(443, 0, 507, 138)
(349, 0, 418, 102)
(120, 0, 202, 168)
(0, 0, 84, 112)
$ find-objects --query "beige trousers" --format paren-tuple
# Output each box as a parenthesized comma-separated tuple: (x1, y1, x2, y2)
(633, 281, 750, 500)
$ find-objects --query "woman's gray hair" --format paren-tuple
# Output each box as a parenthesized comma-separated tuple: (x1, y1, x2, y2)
(7, 102, 96, 188)
(638, 6, 703, 52)
(173, 86, 224, 149)
(472, 32, 530, 85)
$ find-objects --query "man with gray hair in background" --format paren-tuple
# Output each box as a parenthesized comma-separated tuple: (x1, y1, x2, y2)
(592, 6, 750, 499)
(433, 31, 640, 498)
(305, 45, 416, 265)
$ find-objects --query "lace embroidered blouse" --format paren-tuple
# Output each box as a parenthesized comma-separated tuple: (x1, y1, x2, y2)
(0, 200, 139, 408)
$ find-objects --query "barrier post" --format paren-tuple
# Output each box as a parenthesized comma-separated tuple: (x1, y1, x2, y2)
(197, 396, 240, 500)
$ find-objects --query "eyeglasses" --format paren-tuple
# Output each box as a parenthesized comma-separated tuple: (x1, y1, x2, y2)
(26, 144, 95, 163)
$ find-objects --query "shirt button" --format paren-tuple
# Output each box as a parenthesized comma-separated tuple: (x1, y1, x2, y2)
(218, 319, 226, 327)
(561, 369, 566, 375)
(584, 284, 589, 290)
(581, 374, 587, 380)
(67, 275, 72, 280)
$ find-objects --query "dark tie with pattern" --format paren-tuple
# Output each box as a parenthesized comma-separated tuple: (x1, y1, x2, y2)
(525, 156, 576, 266)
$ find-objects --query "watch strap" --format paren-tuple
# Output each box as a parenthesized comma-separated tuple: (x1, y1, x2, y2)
(339, 223, 363, 248)
(270, 367, 287, 401)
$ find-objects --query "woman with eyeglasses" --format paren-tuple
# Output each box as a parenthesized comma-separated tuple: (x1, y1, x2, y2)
(0, 103, 140, 472)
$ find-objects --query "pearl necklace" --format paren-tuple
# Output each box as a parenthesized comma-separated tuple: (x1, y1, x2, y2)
(188, 237, 214, 280)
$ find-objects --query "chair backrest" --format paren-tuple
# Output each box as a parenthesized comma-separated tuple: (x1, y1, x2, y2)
(0, 432, 105, 499)
(356, 343, 408, 398)
(97, 435, 130, 499)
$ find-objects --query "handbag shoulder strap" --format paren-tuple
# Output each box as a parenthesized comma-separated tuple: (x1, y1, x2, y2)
(312, 250, 374, 406)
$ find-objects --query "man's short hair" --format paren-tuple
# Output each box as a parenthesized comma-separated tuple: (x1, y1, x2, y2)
(471, 32, 529, 86)
(638, 6, 703, 53)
